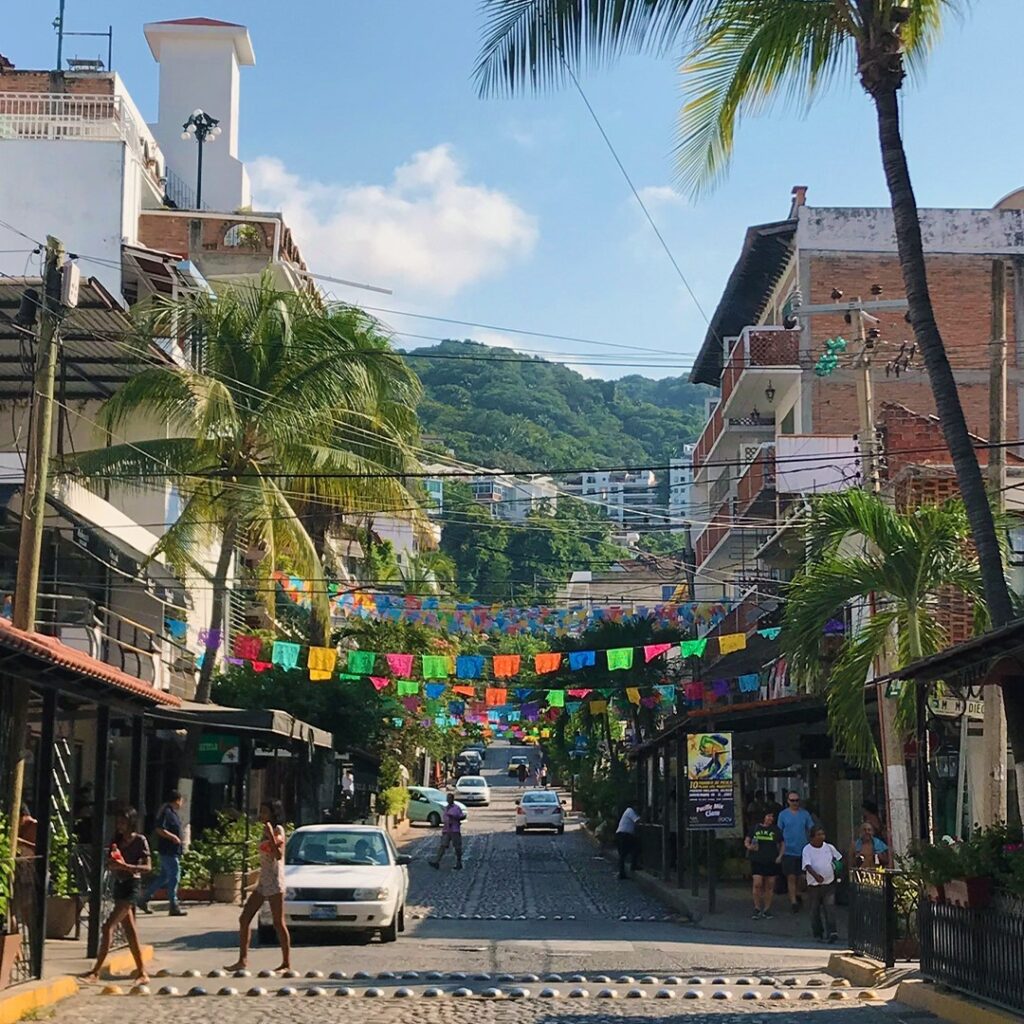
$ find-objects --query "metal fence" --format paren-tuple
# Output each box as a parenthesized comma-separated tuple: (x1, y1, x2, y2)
(848, 868, 898, 967)
(636, 823, 663, 876)
(920, 890, 1024, 1016)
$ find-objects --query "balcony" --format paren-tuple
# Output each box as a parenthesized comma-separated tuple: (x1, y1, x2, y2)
(737, 443, 776, 514)
(0, 90, 166, 193)
(720, 327, 801, 411)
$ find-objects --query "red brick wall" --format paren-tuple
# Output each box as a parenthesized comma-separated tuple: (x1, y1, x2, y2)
(806, 252, 1017, 439)
(0, 71, 115, 96)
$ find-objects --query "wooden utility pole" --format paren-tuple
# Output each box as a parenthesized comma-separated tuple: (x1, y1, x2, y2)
(982, 260, 1009, 826)
(7, 236, 64, 859)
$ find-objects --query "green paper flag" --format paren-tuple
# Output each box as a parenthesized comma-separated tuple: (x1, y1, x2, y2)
(347, 650, 376, 675)
(397, 680, 420, 696)
(547, 689, 565, 708)
(606, 647, 634, 671)
(421, 654, 450, 679)
(679, 638, 708, 658)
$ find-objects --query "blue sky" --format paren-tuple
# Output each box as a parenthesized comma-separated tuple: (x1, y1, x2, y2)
(7, 1, 1024, 380)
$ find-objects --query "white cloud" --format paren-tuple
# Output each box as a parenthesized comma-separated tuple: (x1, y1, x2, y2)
(249, 145, 538, 300)
(636, 184, 687, 210)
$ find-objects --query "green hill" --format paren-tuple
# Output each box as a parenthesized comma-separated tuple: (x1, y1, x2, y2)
(405, 339, 709, 470)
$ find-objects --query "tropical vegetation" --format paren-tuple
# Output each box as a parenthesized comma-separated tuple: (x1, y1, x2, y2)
(474, 0, 1024, 790)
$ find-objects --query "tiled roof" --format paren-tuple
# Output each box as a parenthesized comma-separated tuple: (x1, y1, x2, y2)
(0, 617, 181, 706)
(153, 17, 243, 27)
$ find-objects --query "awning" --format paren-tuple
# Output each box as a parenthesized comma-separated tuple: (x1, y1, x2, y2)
(704, 631, 779, 679)
(147, 700, 333, 750)
(891, 616, 1024, 686)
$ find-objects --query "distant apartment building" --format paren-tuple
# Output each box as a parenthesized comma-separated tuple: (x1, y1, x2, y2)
(470, 472, 558, 522)
(668, 445, 696, 531)
(562, 469, 663, 528)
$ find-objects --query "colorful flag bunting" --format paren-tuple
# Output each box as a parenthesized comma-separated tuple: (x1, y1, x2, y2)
(271, 641, 300, 670)
(456, 654, 484, 679)
(307, 646, 337, 681)
(492, 654, 521, 678)
(568, 650, 596, 671)
(606, 648, 633, 671)
(679, 638, 708, 658)
(643, 643, 672, 663)
(534, 652, 562, 674)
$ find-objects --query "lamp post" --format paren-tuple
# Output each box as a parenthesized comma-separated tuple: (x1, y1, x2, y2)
(181, 109, 221, 209)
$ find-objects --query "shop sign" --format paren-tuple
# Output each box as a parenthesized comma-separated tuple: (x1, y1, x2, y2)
(197, 733, 240, 765)
(928, 695, 984, 720)
(686, 732, 735, 829)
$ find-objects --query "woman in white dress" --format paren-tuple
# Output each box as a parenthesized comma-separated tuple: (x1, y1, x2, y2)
(225, 800, 290, 972)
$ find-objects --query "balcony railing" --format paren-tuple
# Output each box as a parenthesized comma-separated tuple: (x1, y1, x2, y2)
(692, 402, 723, 474)
(737, 444, 776, 512)
(0, 91, 164, 187)
(694, 495, 732, 568)
(721, 328, 801, 406)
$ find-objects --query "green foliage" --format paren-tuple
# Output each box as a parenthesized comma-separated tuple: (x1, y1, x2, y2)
(411, 339, 708, 470)
(0, 811, 12, 931)
(188, 812, 263, 876)
(49, 823, 77, 897)
(903, 824, 1024, 894)
(377, 787, 410, 818)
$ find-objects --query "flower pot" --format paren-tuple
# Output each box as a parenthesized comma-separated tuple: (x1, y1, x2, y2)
(893, 936, 920, 961)
(925, 883, 945, 903)
(211, 870, 257, 904)
(0, 932, 21, 990)
(944, 876, 992, 909)
(45, 895, 78, 939)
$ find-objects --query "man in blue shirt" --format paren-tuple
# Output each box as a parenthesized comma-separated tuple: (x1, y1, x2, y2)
(777, 790, 814, 912)
(139, 790, 187, 916)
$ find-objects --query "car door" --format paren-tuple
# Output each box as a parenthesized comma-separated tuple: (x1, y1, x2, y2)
(385, 832, 408, 903)
(406, 790, 426, 822)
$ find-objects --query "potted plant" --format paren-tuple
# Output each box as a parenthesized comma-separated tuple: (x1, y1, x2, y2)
(906, 841, 958, 903)
(189, 814, 260, 904)
(0, 812, 21, 990)
(44, 824, 79, 939)
(944, 827, 1003, 909)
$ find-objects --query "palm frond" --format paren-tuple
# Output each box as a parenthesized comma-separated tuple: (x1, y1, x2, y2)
(64, 438, 219, 488)
(475, 0, 705, 96)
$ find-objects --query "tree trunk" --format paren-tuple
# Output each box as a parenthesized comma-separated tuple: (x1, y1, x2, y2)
(307, 512, 330, 649)
(871, 86, 1024, 779)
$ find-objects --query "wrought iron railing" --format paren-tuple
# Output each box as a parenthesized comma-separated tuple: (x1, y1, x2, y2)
(848, 867, 898, 968)
(920, 890, 1024, 1015)
(636, 823, 663, 876)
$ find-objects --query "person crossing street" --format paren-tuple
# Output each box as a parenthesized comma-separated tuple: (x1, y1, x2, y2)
(428, 792, 466, 870)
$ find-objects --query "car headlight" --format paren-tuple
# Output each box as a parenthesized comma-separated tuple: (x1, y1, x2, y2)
(352, 887, 389, 901)
(285, 887, 297, 900)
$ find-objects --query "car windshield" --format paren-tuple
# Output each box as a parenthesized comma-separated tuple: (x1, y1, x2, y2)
(286, 830, 390, 866)
(522, 792, 558, 804)
(459, 778, 486, 788)
(418, 788, 446, 801)
(510, 757, 527, 764)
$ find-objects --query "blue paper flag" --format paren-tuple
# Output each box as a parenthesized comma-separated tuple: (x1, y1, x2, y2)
(425, 683, 447, 700)
(569, 650, 596, 671)
(738, 672, 760, 692)
(455, 654, 484, 679)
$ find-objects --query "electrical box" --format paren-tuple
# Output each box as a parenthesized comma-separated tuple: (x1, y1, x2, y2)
(60, 261, 81, 308)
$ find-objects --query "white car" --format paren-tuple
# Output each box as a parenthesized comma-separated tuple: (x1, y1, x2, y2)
(516, 789, 565, 834)
(454, 775, 491, 806)
(258, 824, 410, 943)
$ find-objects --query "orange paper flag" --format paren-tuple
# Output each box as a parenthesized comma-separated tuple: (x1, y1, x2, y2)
(485, 687, 508, 706)
(492, 654, 521, 678)
(453, 684, 476, 697)
(534, 652, 562, 674)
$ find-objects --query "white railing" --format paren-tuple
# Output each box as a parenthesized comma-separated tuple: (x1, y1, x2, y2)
(0, 92, 164, 183)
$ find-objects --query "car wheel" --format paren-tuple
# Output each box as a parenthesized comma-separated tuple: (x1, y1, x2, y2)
(381, 913, 399, 943)
(516, 826, 525, 835)
(257, 923, 276, 944)
(398, 904, 406, 933)
(428, 811, 441, 828)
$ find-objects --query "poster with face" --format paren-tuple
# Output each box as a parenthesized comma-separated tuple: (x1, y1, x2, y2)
(686, 733, 735, 829)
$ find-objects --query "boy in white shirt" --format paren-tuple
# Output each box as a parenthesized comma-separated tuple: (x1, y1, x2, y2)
(801, 826, 841, 943)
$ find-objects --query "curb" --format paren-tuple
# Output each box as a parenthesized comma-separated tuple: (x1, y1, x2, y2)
(827, 953, 887, 988)
(895, 980, 1022, 1024)
(0, 944, 153, 1024)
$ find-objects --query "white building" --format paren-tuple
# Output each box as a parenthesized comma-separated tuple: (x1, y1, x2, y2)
(668, 445, 696, 531)
(471, 472, 558, 522)
(562, 469, 663, 528)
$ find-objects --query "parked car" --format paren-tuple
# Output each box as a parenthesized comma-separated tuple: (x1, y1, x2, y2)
(507, 754, 530, 777)
(462, 744, 487, 764)
(515, 789, 566, 834)
(455, 753, 481, 780)
(258, 824, 409, 943)
(454, 775, 491, 806)
(406, 787, 466, 827)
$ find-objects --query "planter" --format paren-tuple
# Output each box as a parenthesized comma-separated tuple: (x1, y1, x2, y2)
(45, 895, 78, 939)
(944, 876, 993, 909)
(0, 932, 20, 990)
(925, 883, 946, 903)
(893, 936, 920, 961)
(211, 870, 258, 905)
(151, 886, 211, 903)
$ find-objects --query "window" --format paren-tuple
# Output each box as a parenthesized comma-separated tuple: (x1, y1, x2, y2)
(780, 404, 795, 435)
(286, 829, 390, 866)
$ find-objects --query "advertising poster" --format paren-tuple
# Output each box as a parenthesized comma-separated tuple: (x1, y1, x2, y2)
(686, 732, 735, 829)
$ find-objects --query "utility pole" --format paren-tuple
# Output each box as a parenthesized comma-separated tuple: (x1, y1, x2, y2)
(7, 236, 65, 860)
(983, 260, 1008, 826)
(797, 292, 915, 856)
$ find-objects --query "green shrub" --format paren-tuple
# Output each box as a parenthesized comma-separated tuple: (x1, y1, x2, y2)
(188, 813, 262, 876)
(378, 787, 409, 819)
(49, 823, 77, 897)
(0, 811, 12, 932)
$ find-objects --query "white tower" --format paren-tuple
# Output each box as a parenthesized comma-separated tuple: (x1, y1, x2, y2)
(144, 17, 255, 212)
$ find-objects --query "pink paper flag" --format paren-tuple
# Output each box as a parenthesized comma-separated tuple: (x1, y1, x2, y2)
(386, 653, 413, 676)
(370, 676, 390, 691)
(567, 688, 592, 698)
(643, 643, 673, 663)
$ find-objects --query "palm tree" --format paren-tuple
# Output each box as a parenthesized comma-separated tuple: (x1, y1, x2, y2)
(475, 0, 1024, 781)
(782, 490, 984, 851)
(69, 279, 422, 710)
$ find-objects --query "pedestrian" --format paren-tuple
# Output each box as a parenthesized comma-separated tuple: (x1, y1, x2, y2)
(139, 790, 187, 916)
(517, 762, 528, 788)
(849, 821, 890, 868)
(615, 803, 641, 880)
(428, 792, 465, 870)
(861, 799, 886, 840)
(81, 807, 151, 985)
(225, 800, 291, 973)
(540, 764, 549, 789)
(778, 790, 814, 913)
(802, 826, 842, 943)
(744, 809, 784, 919)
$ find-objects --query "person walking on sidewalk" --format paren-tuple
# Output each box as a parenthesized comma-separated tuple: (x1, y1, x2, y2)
(225, 800, 291, 973)
(802, 826, 842, 943)
(517, 762, 529, 788)
(429, 793, 466, 870)
(81, 808, 151, 985)
(615, 803, 641, 880)
(778, 791, 814, 913)
(745, 809, 784, 919)
(139, 790, 187, 916)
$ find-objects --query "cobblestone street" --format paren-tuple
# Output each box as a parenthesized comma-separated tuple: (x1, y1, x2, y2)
(52, 752, 926, 1024)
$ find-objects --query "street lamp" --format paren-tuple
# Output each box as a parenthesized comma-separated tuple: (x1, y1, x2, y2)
(180, 108, 221, 209)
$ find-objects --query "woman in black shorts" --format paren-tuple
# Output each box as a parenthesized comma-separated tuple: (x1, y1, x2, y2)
(82, 807, 151, 985)
(744, 809, 784, 920)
